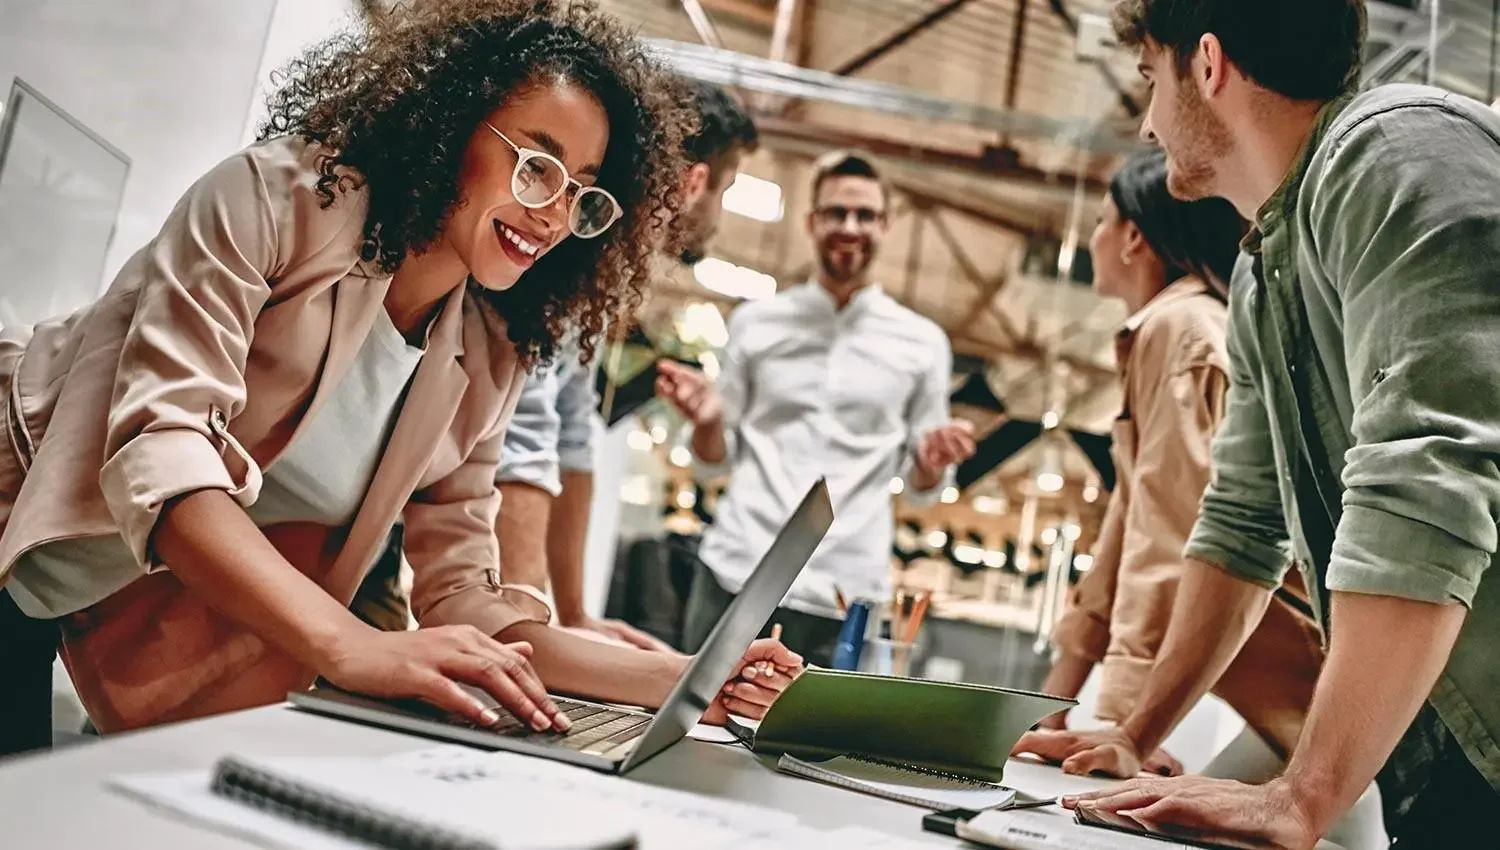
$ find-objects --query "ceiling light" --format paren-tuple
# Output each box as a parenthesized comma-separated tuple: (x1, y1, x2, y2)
(941, 486, 960, 504)
(953, 544, 984, 565)
(1035, 441, 1064, 493)
(675, 302, 729, 349)
(693, 257, 777, 300)
(722, 173, 784, 223)
(890, 477, 905, 495)
(972, 495, 1007, 515)
(619, 474, 653, 505)
(626, 430, 653, 451)
(1042, 410, 1060, 430)
(1040, 527, 1058, 546)
(926, 530, 948, 549)
(1073, 553, 1095, 572)
(1083, 485, 1100, 503)
(669, 446, 692, 467)
(983, 549, 1007, 568)
(675, 488, 697, 509)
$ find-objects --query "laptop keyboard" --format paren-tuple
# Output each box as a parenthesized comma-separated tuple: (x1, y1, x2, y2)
(435, 698, 651, 755)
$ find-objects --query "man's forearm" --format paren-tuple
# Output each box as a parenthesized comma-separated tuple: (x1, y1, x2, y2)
(1041, 650, 1096, 701)
(496, 481, 552, 591)
(909, 459, 943, 493)
(1120, 559, 1272, 754)
(1283, 591, 1466, 835)
(499, 620, 686, 707)
(691, 417, 728, 465)
(547, 470, 593, 624)
(1038, 650, 1094, 728)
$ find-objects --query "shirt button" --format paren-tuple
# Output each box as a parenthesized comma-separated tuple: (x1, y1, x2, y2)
(1272, 269, 1281, 281)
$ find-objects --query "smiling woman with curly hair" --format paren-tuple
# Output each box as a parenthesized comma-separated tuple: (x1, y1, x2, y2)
(0, 0, 799, 756)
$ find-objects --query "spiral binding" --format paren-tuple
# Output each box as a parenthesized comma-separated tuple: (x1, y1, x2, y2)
(211, 756, 497, 850)
(844, 753, 1002, 787)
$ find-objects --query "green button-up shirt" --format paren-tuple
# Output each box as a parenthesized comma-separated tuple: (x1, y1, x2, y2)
(1184, 84, 1500, 790)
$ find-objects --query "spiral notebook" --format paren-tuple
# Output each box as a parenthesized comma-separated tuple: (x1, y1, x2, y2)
(776, 754, 1018, 810)
(115, 754, 639, 850)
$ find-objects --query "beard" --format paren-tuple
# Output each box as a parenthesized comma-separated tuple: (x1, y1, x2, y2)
(818, 236, 874, 284)
(1163, 79, 1233, 202)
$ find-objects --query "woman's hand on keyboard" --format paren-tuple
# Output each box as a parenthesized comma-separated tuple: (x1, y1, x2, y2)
(704, 638, 804, 723)
(322, 625, 572, 733)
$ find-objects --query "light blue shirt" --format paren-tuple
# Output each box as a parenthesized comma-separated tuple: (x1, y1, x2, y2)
(496, 341, 599, 495)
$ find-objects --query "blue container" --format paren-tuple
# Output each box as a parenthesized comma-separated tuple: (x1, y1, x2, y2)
(830, 601, 870, 670)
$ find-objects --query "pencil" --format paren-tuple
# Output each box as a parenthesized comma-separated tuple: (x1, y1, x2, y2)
(770, 623, 783, 641)
(902, 592, 931, 644)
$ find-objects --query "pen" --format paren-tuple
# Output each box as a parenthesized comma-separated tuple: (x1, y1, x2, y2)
(747, 622, 784, 678)
(834, 585, 848, 615)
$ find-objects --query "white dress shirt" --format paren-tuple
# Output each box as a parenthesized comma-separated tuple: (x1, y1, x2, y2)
(696, 282, 953, 618)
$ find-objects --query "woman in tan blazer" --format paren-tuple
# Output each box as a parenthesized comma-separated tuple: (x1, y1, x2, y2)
(0, 0, 797, 756)
(1015, 151, 1324, 775)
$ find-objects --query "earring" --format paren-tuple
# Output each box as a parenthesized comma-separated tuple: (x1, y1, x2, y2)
(1121, 252, 1133, 267)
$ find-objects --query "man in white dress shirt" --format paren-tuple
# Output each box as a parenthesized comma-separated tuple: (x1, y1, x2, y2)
(658, 151, 976, 666)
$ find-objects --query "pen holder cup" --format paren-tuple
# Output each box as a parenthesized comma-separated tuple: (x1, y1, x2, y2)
(860, 637, 920, 678)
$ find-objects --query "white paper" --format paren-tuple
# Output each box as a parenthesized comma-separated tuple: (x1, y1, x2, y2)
(384, 745, 797, 848)
(686, 724, 740, 744)
(961, 809, 1201, 850)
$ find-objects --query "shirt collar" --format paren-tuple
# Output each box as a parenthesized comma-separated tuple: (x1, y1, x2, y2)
(1122, 278, 1212, 343)
(1244, 92, 1355, 255)
(796, 280, 883, 314)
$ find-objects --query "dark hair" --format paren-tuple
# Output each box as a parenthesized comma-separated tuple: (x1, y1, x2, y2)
(684, 80, 758, 186)
(810, 150, 890, 210)
(1111, 0, 1366, 102)
(259, 0, 692, 365)
(1109, 149, 1246, 298)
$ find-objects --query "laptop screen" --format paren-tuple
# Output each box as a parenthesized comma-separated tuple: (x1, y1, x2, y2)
(619, 479, 834, 772)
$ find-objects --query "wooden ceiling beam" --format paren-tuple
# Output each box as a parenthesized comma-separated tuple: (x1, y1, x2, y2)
(698, 0, 777, 29)
(830, 0, 978, 77)
(753, 114, 1108, 196)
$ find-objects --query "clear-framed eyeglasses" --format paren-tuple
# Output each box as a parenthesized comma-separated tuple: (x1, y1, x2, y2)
(483, 122, 622, 239)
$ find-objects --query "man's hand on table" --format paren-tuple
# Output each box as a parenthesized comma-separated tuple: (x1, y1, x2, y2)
(1063, 775, 1319, 850)
(1011, 726, 1183, 778)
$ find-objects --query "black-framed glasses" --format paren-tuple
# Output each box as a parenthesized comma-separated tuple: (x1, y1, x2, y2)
(484, 122, 623, 239)
(814, 205, 885, 228)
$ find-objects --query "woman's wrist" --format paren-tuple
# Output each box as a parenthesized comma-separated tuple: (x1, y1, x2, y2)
(302, 612, 378, 676)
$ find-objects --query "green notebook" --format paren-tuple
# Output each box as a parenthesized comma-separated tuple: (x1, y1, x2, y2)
(744, 669, 1075, 783)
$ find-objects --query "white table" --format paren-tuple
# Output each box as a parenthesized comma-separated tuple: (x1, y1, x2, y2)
(0, 704, 1342, 848)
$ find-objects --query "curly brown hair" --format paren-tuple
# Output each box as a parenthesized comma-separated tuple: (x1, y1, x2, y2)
(258, 0, 692, 364)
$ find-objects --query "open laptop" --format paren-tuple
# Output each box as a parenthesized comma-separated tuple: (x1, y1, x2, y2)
(289, 479, 834, 775)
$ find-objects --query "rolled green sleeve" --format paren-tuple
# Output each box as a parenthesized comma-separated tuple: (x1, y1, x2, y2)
(1185, 266, 1293, 590)
(1311, 103, 1500, 607)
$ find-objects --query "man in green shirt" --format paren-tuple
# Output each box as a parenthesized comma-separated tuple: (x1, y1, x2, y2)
(1014, 1, 1500, 846)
